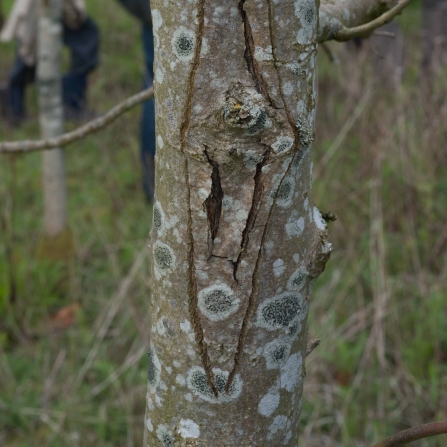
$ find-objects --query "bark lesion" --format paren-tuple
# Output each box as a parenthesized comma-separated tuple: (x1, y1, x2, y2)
(179, 0, 218, 397)
(203, 147, 223, 258)
(232, 148, 271, 282)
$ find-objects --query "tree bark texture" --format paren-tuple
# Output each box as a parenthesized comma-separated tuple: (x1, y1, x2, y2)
(37, 0, 67, 238)
(145, 1, 330, 446)
(144, 1, 406, 446)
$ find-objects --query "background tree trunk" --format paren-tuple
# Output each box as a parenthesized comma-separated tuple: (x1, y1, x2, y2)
(37, 0, 73, 259)
(422, 0, 447, 72)
(144, 1, 331, 445)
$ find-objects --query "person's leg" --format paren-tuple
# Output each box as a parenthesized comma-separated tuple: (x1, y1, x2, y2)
(1, 55, 35, 125)
(141, 22, 156, 202)
(62, 17, 99, 116)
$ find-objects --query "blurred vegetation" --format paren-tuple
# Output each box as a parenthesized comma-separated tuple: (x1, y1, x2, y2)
(0, 0, 446, 446)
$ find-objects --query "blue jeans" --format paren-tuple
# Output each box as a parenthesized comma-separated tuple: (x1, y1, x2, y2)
(5, 17, 99, 122)
(141, 22, 156, 201)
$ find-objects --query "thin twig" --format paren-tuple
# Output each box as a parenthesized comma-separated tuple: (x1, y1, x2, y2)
(372, 31, 396, 38)
(333, 0, 412, 42)
(306, 338, 321, 357)
(0, 87, 154, 154)
(372, 420, 447, 447)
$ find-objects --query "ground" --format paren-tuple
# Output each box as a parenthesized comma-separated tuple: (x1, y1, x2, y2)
(0, 0, 446, 446)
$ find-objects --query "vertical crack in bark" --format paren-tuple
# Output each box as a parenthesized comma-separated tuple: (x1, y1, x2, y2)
(185, 159, 217, 397)
(203, 146, 223, 257)
(178, 0, 218, 397)
(227, 144, 299, 392)
(239, 0, 277, 108)
(233, 148, 271, 283)
(226, 148, 272, 393)
(179, 0, 206, 145)
(266, 0, 301, 143)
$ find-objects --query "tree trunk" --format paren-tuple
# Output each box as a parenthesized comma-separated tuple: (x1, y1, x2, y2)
(422, 0, 447, 72)
(37, 0, 73, 259)
(144, 1, 330, 445)
(143, 1, 407, 445)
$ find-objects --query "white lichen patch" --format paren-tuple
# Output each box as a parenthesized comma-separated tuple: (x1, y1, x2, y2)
(293, 253, 300, 263)
(147, 344, 161, 393)
(282, 81, 294, 96)
(313, 207, 327, 230)
(198, 283, 240, 321)
(186, 367, 242, 403)
(272, 136, 294, 154)
(176, 374, 186, 386)
(152, 9, 162, 49)
(171, 27, 195, 61)
(145, 417, 153, 432)
(263, 337, 292, 369)
(178, 419, 200, 439)
(254, 45, 273, 61)
(156, 424, 174, 447)
(296, 114, 314, 147)
(287, 61, 305, 76)
(294, 0, 317, 45)
(256, 292, 303, 331)
(153, 241, 176, 272)
(258, 392, 280, 417)
(280, 352, 303, 392)
(273, 259, 285, 278)
(287, 267, 308, 291)
(180, 319, 192, 334)
(267, 415, 289, 441)
(286, 214, 305, 238)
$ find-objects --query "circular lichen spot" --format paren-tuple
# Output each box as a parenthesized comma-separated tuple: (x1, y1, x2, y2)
(153, 241, 176, 271)
(257, 292, 303, 331)
(276, 177, 295, 208)
(287, 267, 308, 291)
(198, 283, 240, 321)
(156, 425, 174, 447)
(263, 338, 292, 369)
(172, 27, 195, 60)
(153, 202, 165, 233)
(295, 0, 317, 44)
(187, 367, 243, 403)
(272, 136, 294, 154)
(147, 350, 156, 384)
(247, 109, 268, 135)
(147, 344, 161, 392)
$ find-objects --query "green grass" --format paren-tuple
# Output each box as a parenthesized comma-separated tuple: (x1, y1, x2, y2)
(1, 1, 447, 446)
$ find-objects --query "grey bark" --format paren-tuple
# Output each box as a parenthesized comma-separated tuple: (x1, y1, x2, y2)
(143, 1, 409, 446)
(37, 0, 67, 238)
(422, 0, 447, 71)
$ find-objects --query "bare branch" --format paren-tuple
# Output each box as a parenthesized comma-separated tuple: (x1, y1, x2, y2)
(332, 0, 412, 42)
(372, 420, 447, 447)
(0, 87, 154, 154)
(306, 338, 321, 357)
(318, 0, 412, 43)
